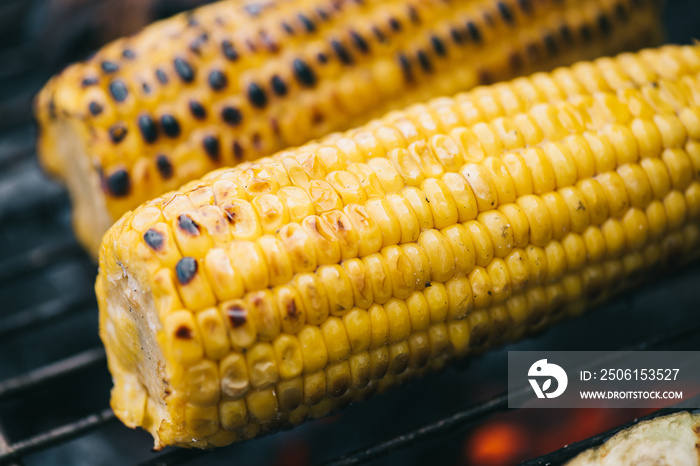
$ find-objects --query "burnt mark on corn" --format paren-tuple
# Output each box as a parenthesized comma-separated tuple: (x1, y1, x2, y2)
(293, 59, 316, 87)
(417, 50, 432, 72)
(88, 102, 103, 116)
(101, 61, 119, 73)
(142, 83, 152, 94)
(156, 69, 168, 84)
(178, 214, 200, 235)
(431, 36, 446, 56)
(281, 21, 295, 35)
(497, 2, 515, 25)
(544, 34, 557, 56)
(189, 101, 206, 119)
(597, 13, 612, 36)
(221, 40, 239, 61)
(109, 80, 128, 102)
(248, 83, 268, 108)
(81, 77, 98, 87)
(408, 5, 420, 24)
(467, 21, 482, 43)
(160, 115, 181, 138)
(271, 75, 288, 96)
(286, 300, 299, 318)
(398, 53, 412, 82)
(559, 24, 573, 45)
(189, 33, 209, 54)
(331, 40, 353, 65)
(298, 13, 316, 32)
(106, 169, 130, 197)
(156, 155, 174, 179)
(518, 0, 533, 14)
(138, 114, 159, 143)
(509, 51, 523, 71)
(614, 3, 629, 22)
(261, 31, 279, 53)
(122, 49, 136, 59)
(203, 135, 221, 161)
(580, 24, 593, 43)
(478, 69, 494, 85)
(176, 257, 198, 285)
(317, 52, 328, 64)
(233, 141, 244, 160)
(144, 229, 165, 251)
(109, 123, 128, 143)
(350, 31, 369, 53)
(174, 57, 195, 83)
(222, 106, 243, 126)
(389, 18, 401, 32)
(451, 28, 463, 45)
(175, 325, 193, 339)
(526, 42, 540, 61)
(373, 27, 386, 43)
(226, 304, 248, 327)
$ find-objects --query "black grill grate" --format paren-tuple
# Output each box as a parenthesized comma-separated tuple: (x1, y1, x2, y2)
(1, 1, 700, 465)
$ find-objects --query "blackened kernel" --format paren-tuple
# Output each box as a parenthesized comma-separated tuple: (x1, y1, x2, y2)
(173, 57, 195, 83)
(365, 25, 380, 44)
(298, 13, 316, 32)
(317, 52, 328, 64)
(175, 257, 198, 285)
(175, 326, 193, 339)
(203, 135, 221, 161)
(286, 300, 299, 317)
(252, 133, 262, 149)
(260, 32, 279, 53)
(142, 83, 152, 94)
(88, 102, 103, 116)
(208, 70, 228, 91)
(122, 49, 136, 59)
(293, 59, 316, 87)
(509, 51, 523, 70)
(331, 40, 353, 65)
(226, 304, 247, 327)
(614, 3, 629, 22)
(544, 34, 558, 55)
(138, 114, 159, 143)
(417, 51, 432, 72)
(189, 101, 206, 119)
(81, 77, 99, 87)
(189, 34, 209, 54)
(248, 83, 268, 108)
(221, 40, 239, 61)
(467, 22, 482, 43)
(271, 75, 288, 96)
(222, 107, 243, 126)
(398, 54, 413, 82)
(389, 18, 401, 31)
(597, 13, 612, 36)
(281, 22, 295, 34)
(559, 24, 573, 44)
(101, 61, 119, 73)
(144, 229, 165, 251)
(518, 0, 533, 14)
(526, 43, 540, 61)
(109, 123, 128, 143)
(478, 69, 494, 85)
(156, 155, 174, 179)
(431, 36, 446, 56)
(451, 28, 463, 44)
(160, 115, 181, 138)
(498, 2, 515, 24)
(408, 6, 420, 24)
(233, 141, 244, 160)
(156, 69, 168, 84)
(186, 12, 198, 27)
(106, 169, 130, 197)
(316, 7, 329, 21)
(483, 12, 495, 26)
(580, 24, 593, 42)
(350, 31, 369, 54)
(109, 80, 128, 102)
(178, 214, 200, 235)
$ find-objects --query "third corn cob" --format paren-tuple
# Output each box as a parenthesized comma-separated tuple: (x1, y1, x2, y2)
(36, 0, 663, 255)
(97, 44, 700, 449)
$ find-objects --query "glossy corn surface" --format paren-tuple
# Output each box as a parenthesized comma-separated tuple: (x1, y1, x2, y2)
(97, 44, 700, 449)
(36, 0, 663, 255)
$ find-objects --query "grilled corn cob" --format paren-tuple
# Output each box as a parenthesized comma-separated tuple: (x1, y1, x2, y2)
(36, 0, 663, 256)
(97, 44, 700, 449)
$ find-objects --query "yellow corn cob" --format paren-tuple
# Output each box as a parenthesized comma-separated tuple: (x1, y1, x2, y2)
(97, 44, 700, 450)
(36, 0, 663, 256)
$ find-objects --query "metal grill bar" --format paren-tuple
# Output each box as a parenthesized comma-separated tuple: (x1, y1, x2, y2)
(0, 409, 115, 465)
(0, 422, 24, 466)
(139, 449, 212, 466)
(0, 126, 34, 170)
(0, 240, 81, 284)
(0, 347, 104, 400)
(0, 297, 94, 337)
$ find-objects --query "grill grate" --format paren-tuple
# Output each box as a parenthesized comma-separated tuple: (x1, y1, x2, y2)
(1, 1, 700, 465)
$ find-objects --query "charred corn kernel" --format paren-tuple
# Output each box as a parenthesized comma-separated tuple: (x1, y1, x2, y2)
(100, 44, 700, 450)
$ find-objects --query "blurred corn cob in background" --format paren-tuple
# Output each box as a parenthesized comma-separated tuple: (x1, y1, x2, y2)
(35, 0, 663, 255)
(98, 44, 700, 449)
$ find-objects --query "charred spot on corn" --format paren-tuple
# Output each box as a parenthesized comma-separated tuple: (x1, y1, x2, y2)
(160, 115, 181, 138)
(189, 101, 206, 119)
(88, 102, 103, 116)
(173, 57, 195, 83)
(155, 69, 168, 84)
(105, 169, 130, 197)
(175, 257, 198, 285)
(398, 54, 412, 82)
(389, 17, 401, 31)
(175, 325, 194, 339)
(331, 40, 353, 65)
(580, 24, 593, 43)
(270, 75, 288, 96)
(417, 51, 432, 73)
(597, 13, 612, 36)
(467, 21, 482, 43)
(138, 114, 159, 143)
(518, 0, 533, 14)
(248, 83, 268, 108)
(156, 155, 174, 179)
(101, 61, 120, 73)
(189, 33, 209, 55)
(615, 3, 629, 22)
(81, 77, 98, 87)
(350, 31, 369, 54)
(293, 59, 316, 87)
(298, 13, 316, 33)
(233, 141, 245, 160)
(109, 123, 128, 143)
(178, 214, 200, 236)
(226, 304, 247, 327)
(497, 2, 515, 25)
(109, 80, 128, 102)
(122, 49, 136, 59)
(203, 135, 221, 161)
(559, 24, 573, 44)
(222, 106, 243, 126)
(431, 36, 446, 56)
(208, 70, 228, 91)
(143, 229, 165, 251)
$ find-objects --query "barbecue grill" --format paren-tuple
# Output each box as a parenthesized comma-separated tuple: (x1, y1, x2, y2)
(1, 1, 700, 465)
